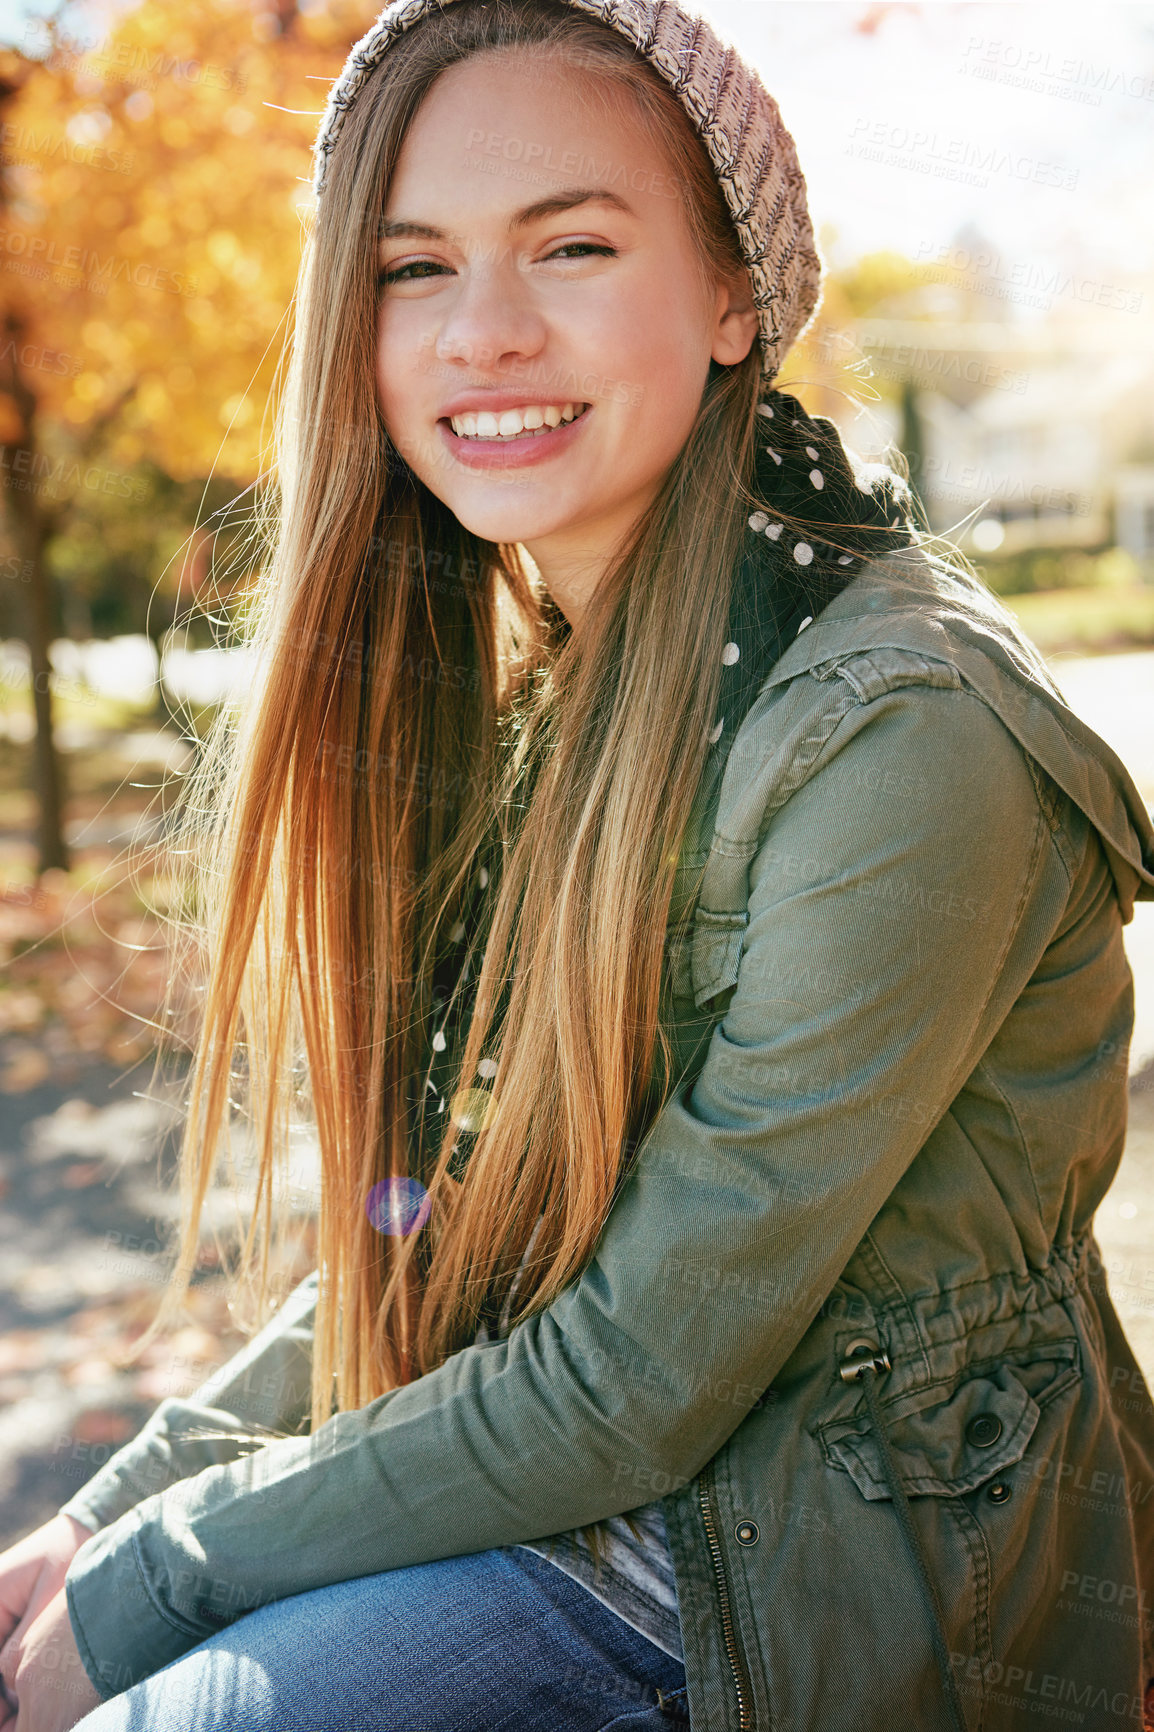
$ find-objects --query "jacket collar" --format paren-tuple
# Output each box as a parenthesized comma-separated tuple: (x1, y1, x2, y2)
(742, 541, 1154, 918)
(707, 387, 921, 766)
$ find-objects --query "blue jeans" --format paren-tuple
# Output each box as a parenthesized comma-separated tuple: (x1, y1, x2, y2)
(72, 1546, 689, 1730)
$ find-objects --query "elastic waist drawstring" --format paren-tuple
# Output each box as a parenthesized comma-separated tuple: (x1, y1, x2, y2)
(841, 1344, 969, 1732)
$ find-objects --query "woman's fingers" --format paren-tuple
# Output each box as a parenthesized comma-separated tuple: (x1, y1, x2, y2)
(0, 1518, 92, 1649)
(0, 1639, 19, 1729)
(0, 1612, 27, 1723)
(0, 1553, 35, 1644)
(0, 1518, 98, 1729)
(9, 1588, 102, 1732)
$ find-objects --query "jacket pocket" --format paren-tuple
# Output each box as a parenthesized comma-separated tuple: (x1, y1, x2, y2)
(689, 908, 749, 1011)
(819, 1341, 1081, 1500)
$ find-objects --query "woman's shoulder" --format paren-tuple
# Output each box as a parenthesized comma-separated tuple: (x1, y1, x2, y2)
(760, 540, 1057, 692)
(709, 541, 1154, 920)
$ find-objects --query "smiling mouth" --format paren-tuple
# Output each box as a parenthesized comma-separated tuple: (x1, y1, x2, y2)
(444, 402, 592, 442)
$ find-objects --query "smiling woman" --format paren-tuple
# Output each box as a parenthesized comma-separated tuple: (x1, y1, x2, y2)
(2, 1, 1153, 1729)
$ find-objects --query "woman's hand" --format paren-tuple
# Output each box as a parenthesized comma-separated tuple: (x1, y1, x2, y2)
(2, 1587, 102, 1731)
(0, 1516, 102, 1729)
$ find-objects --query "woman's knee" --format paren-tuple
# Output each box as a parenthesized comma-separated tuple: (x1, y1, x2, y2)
(71, 1548, 684, 1731)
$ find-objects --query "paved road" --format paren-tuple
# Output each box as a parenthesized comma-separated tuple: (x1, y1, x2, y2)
(1054, 652, 1154, 1379)
(0, 1062, 187, 1548)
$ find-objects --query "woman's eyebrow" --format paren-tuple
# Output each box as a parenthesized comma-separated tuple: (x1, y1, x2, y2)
(380, 186, 636, 244)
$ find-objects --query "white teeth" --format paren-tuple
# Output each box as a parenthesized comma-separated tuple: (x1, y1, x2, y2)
(449, 402, 587, 440)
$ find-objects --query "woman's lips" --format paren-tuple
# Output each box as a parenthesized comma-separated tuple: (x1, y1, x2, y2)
(437, 404, 593, 470)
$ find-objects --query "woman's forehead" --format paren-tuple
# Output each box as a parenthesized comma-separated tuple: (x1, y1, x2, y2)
(395, 47, 656, 164)
(384, 64, 672, 235)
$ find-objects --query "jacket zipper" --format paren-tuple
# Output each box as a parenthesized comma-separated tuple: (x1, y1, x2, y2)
(698, 1465, 754, 1730)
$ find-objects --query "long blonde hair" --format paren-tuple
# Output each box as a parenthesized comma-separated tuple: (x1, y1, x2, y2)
(156, 0, 789, 1427)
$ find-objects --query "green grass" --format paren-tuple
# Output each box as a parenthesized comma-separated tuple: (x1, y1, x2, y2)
(1001, 586, 1154, 656)
(0, 688, 161, 733)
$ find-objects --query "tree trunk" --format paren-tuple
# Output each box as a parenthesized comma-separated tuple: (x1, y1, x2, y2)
(0, 307, 68, 873)
(6, 459, 68, 872)
(898, 377, 932, 534)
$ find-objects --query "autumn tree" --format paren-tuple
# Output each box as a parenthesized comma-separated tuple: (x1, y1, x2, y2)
(0, 0, 376, 870)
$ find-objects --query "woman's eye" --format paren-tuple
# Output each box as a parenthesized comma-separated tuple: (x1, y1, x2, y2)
(378, 261, 446, 285)
(377, 242, 616, 286)
(544, 242, 617, 262)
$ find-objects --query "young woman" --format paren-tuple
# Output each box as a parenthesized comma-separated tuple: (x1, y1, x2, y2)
(2, 0, 1153, 1727)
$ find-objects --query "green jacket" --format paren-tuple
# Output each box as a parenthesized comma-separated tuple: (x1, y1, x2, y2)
(62, 542, 1154, 1729)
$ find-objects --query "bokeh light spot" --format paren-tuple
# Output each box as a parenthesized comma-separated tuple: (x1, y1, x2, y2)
(366, 1176, 432, 1236)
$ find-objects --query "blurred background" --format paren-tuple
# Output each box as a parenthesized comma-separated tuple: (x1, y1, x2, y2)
(0, 0, 1151, 1545)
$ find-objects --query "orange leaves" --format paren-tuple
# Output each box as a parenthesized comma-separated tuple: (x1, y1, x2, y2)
(3, 0, 381, 486)
(0, 843, 194, 1088)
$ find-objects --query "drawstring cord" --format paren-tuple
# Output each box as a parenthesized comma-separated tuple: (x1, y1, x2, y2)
(843, 1346, 969, 1732)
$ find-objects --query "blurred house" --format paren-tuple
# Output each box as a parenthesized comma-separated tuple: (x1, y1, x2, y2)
(1115, 466, 1154, 566)
(841, 318, 1154, 564)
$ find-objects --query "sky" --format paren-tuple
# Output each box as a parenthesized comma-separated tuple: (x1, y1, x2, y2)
(2, 0, 1151, 302)
(705, 3, 1154, 292)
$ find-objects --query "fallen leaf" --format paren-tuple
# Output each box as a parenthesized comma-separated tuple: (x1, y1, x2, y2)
(62, 1161, 106, 1188)
(0, 1047, 50, 1091)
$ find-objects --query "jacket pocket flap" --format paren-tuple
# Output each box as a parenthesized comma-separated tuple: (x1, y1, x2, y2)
(820, 1362, 1045, 1500)
(690, 909, 749, 1011)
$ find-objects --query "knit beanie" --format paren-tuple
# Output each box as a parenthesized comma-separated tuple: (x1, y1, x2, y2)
(311, 0, 823, 382)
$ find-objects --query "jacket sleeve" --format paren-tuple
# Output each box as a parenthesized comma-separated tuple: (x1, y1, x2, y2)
(65, 681, 1059, 1700)
(58, 1271, 318, 1533)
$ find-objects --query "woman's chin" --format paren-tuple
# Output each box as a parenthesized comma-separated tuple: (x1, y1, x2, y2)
(437, 497, 577, 549)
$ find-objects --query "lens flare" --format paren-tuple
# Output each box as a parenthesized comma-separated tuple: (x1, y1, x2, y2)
(365, 1176, 432, 1236)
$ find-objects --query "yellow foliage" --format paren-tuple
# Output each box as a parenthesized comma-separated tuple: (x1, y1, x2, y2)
(0, 0, 381, 485)
(0, 393, 23, 444)
(72, 371, 105, 402)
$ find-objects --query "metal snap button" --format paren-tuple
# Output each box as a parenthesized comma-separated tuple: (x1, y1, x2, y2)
(839, 1339, 892, 1384)
(735, 1521, 759, 1546)
(987, 1481, 1012, 1504)
(966, 1413, 1003, 1449)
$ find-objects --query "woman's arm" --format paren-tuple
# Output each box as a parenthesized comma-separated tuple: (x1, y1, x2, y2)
(58, 1271, 318, 1533)
(9, 1283, 317, 1732)
(65, 681, 1066, 1700)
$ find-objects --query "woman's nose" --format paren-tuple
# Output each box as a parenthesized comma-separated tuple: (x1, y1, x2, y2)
(434, 246, 547, 371)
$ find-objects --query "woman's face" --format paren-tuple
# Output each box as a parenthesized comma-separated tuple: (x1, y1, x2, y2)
(375, 48, 757, 624)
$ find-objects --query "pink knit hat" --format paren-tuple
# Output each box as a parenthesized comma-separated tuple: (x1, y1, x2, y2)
(311, 0, 824, 381)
